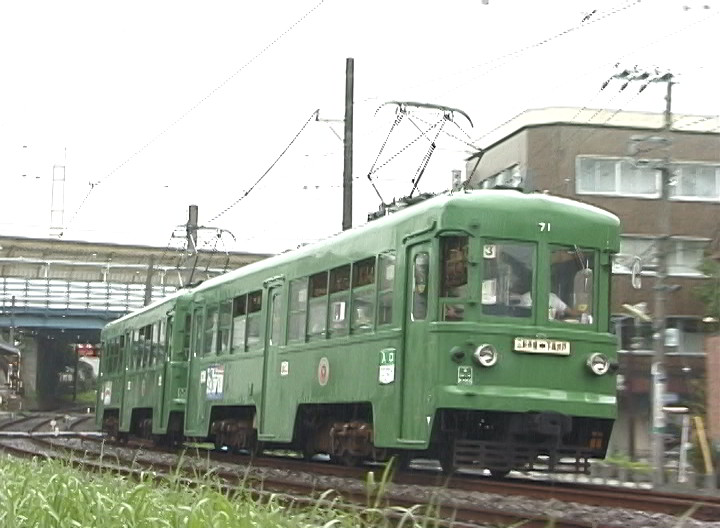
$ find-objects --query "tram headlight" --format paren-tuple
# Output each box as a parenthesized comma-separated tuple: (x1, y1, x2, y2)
(473, 344, 498, 367)
(587, 353, 610, 376)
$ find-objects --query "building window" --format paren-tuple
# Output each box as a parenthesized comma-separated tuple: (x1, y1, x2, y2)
(481, 164, 522, 189)
(615, 236, 708, 277)
(615, 237, 658, 274)
(670, 163, 720, 201)
(667, 238, 707, 276)
(576, 157, 660, 197)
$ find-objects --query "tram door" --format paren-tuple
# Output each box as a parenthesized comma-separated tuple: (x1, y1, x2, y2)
(259, 284, 284, 436)
(401, 242, 433, 441)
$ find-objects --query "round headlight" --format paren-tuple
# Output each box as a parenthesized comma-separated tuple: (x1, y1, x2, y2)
(473, 344, 498, 367)
(587, 353, 610, 375)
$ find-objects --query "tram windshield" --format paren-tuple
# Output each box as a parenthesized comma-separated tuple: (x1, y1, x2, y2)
(481, 241, 534, 318)
(439, 237, 596, 324)
(548, 245, 595, 324)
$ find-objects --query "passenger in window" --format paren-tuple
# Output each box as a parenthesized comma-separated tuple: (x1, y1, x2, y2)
(444, 283, 467, 321)
(511, 272, 579, 320)
(517, 289, 588, 321)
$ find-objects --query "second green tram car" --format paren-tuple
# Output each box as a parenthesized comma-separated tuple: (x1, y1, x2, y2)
(97, 189, 621, 475)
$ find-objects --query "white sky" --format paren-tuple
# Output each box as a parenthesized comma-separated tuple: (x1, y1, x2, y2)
(1, 0, 718, 254)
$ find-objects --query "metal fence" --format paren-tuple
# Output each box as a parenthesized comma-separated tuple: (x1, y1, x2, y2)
(0, 277, 177, 313)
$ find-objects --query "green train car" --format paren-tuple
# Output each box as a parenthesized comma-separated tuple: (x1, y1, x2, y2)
(97, 189, 621, 475)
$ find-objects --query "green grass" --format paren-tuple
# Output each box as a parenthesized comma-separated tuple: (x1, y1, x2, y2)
(0, 455, 396, 527)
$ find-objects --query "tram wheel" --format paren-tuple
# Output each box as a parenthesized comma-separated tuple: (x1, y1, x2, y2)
(395, 453, 413, 471)
(438, 451, 456, 475)
(333, 451, 361, 467)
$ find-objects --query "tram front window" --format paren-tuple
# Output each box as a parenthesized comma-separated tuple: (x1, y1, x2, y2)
(441, 236, 468, 321)
(548, 246, 595, 324)
(482, 241, 534, 318)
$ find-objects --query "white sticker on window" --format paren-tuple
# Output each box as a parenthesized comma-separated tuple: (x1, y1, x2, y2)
(200, 370, 206, 384)
(483, 244, 497, 259)
(331, 301, 346, 322)
(280, 361, 289, 376)
(482, 279, 497, 304)
(103, 381, 112, 405)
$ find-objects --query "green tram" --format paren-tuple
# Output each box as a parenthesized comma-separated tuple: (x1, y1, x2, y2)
(97, 189, 621, 475)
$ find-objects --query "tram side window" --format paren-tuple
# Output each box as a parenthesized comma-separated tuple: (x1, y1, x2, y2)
(165, 316, 174, 360)
(549, 246, 595, 324)
(157, 319, 166, 364)
(232, 295, 247, 352)
(180, 314, 191, 361)
(441, 236, 468, 321)
(131, 329, 141, 370)
(269, 290, 284, 346)
(481, 241, 534, 318)
(378, 252, 396, 325)
(246, 291, 263, 350)
(103, 340, 112, 375)
(308, 272, 328, 339)
(192, 307, 204, 358)
(119, 335, 126, 372)
(288, 279, 308, 342)
(329, 265, 351, 336)
(351, 257, 375, 332)
(144, 324, 155, 367)
(412, 252, 430, 321)
(218, 300, 232, 354)
(151, 321, 161, 365)
(203, 305, 219, 356)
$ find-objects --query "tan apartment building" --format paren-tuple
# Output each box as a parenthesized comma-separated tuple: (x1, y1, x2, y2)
(464, 107, 720, 458)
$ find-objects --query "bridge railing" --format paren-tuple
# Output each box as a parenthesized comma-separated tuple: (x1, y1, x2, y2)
(0, 277, 177, 313)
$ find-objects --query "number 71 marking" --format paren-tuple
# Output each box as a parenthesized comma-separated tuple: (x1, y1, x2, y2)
(538, 222, 551, 232)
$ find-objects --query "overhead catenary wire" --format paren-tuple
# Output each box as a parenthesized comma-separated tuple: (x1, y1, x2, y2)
(208, 109, 320, 223)
(61, 0, 327, 236)
(354, 0, 643, 110)
(458, 3, 719, 159)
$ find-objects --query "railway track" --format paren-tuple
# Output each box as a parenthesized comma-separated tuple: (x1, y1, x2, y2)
(1, 412, 718, 527)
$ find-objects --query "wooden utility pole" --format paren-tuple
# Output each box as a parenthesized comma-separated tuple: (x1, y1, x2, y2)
(610, 66, 675, 487)
(342, 58, 354, 231)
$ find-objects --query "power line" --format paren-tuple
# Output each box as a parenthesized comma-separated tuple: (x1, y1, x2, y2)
(356, 0, 642, 108)
(61, 0, 327, 236)
(208, 109, 320, 223)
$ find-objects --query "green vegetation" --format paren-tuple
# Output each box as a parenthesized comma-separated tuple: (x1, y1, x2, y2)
(602, 453, 652, 473)
(0, 455, 403, 527)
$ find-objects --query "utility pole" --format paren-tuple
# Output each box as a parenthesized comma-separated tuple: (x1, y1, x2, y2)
(342, 58, 354, 231)
(606, 66, 675, 487)
(186, 205, 200, 286)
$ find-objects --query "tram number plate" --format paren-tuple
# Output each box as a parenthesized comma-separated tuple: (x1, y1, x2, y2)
(514, 337, 570, 355)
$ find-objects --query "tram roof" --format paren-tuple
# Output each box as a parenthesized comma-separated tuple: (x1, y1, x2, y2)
(193, 190, 620, 294)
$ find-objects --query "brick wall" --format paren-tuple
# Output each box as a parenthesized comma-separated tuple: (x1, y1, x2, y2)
(706, 335, 720, 442)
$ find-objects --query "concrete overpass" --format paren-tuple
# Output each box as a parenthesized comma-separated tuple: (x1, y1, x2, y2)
(0, 235, 268, 407)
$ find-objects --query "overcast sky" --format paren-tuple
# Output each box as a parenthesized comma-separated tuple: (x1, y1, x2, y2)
(1, 0, 718, 254)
